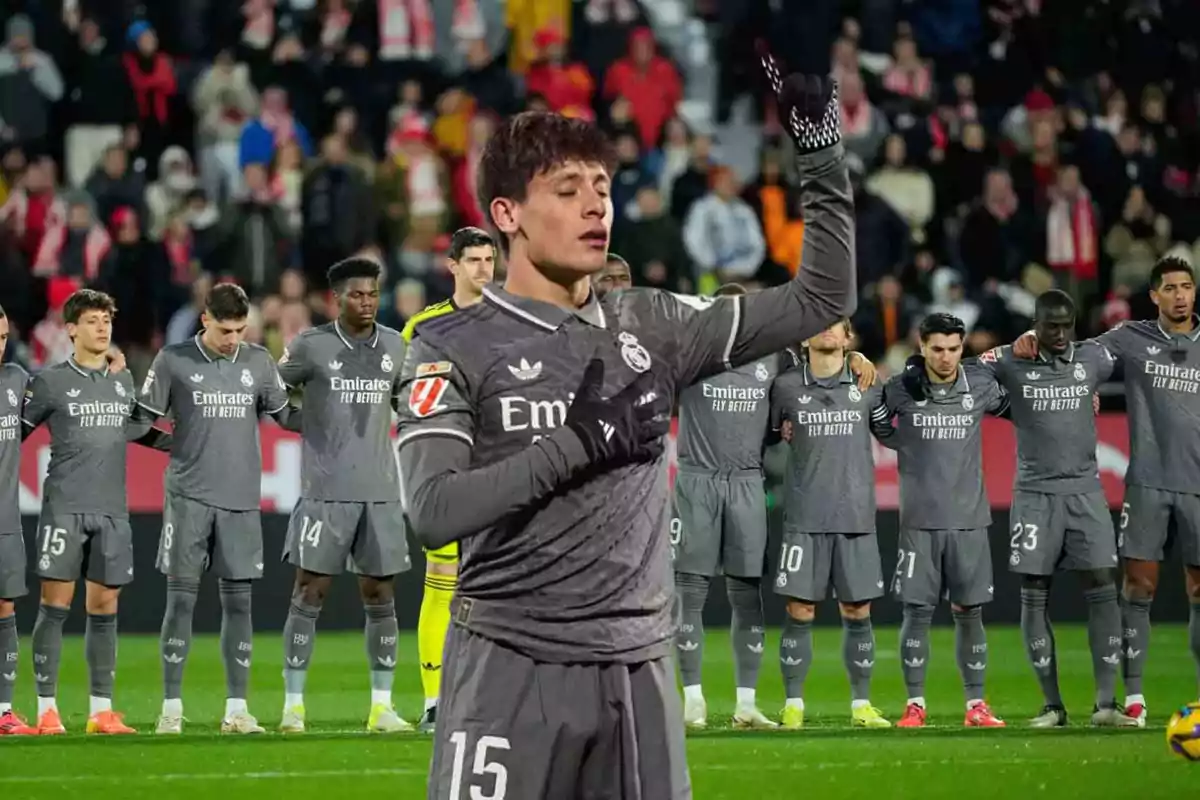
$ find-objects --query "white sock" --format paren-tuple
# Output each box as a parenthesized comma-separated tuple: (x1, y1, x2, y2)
(851, 699, 871, 710)
(284, 693, 304, 710)
(162, 698, 183, 717)
(89, 696, 112, 715)
(224, 698, 248, 718)
(683, 684, 704, 704)
(736, 687, 756, 707)
(907, 696, 925, 708)
(424, 696, 438, 712)
(967, 699, 984, 710)
(0, 702, 11, 714)
(371, 689, 391, 707)
(1125, 693, 1145, 707)
(37, 696, 56, 715)
(785, 698, 804, 710)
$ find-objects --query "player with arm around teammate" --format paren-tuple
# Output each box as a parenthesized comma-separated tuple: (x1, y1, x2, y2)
(980, 290, 1135, 727)
(21, 290, 173, 735)
(1014, 257, 1200, 725)
(770, 319, 893, 729)
(140, 284, 296, 735)
(275, 257, 412, 733)
(401, 226, 496, 733)
(397, 56, 855, 799)
(883, 313, 1009, 729)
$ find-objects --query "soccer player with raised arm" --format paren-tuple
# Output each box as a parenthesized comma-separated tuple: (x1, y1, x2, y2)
(275, 256, 411, 733)
(0, 304, 36, 736)
(1014, 257, 1200, 725)
(138, 284, 295, 735)
(20, 290, 172, 735)
(397, 55, 854, 798)
(672, 285, 873, 730)
(400, 226, 496, 732)
(883, 313, 1008, 729)
(769, 319, 893, 730)
(980, 290, 1135, 727)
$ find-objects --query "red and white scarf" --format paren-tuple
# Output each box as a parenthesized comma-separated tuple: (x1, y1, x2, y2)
(0, 188, 64, 237)
(406, 153, 445, 216)
(1046, 189, 1098, 280)
(840, 101, 873, 137)
(32, 223, 112, 280)
(378, 0, 435, 60)
(451, 0, 484, 43)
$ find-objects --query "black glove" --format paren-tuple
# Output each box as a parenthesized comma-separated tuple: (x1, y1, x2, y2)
(564, 359, 670, 466)
(902, 354, 926, 402)
(760, 46, 841, 154)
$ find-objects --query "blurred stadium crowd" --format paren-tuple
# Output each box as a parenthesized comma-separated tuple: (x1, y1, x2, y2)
(0, 0, 1197, 381)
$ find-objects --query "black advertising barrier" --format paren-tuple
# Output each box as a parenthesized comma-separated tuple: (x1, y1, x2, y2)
(7, 510, 1191, 633)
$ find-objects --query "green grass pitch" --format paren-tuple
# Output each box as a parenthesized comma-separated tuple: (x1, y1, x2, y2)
(0, 624, 1196, 798)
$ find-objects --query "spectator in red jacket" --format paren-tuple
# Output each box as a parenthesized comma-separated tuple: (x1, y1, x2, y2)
(602, 27, 681, 149)
(524, 27, 594, 120)
(122, 20, 177, 176)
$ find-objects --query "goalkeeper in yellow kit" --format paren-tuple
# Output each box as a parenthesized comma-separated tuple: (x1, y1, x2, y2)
(401, 226, 496, 732)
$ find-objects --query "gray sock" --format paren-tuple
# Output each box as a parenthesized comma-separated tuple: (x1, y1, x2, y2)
(0, 615, 16, 705)
(218, 579, 253, 700)
(160, 576, 200, 700)
(365, 601, 398, 693)
(899, 604, 933, 699)
(726, 576, 765, 692)
(842, 617, 875, 702)
(674, 572, 709, 687)
(283, 594, 320, 696)
(85, 613, 117, 699)
(953, 606, 987, 702)
(1084, 584, 1122, 706)
(1190, 601, 1200, 695)
(1120, 595, 1152, 696)
(1020, 587, 1061, 707)
(779, 616, 813, 700)
(32, 604, 69, 698)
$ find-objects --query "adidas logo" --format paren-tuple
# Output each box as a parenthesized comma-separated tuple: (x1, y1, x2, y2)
(798, 395, 812, 404)
(508, 358, 542, 381)
(780, 656, 803, 666)
(903, 658, 925, 668)
(235, 658, 250, 668)
(600, 420, 615, 442)
(66, 389, 80, 398)
(328, 360, 343, 371)
(1033, 657, 1052, 669)
(1, 671, 14, 681)
(876, 580, 884, 589)
(1026, 371, 1040, 380)
(1101, 653, 1121, 665)
(637, 391, 657, 406)
(190, 373, 204, 383)
(677, 640, 699, 651)
(163, 653, 185, 664)
(747, 643, 764, 654)
(852, 659, 875, 669)
(421, 662, 441, 673)
(1126, 647, 1141, 659)
(1147, 346, 1161, 355)
(377, 656, 396, 668)
(286, 656, 306, 668)
(966, 661, 986, 671)
(35, 672, 49, 682)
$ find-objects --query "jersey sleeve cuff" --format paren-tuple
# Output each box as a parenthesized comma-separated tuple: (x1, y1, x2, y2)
(396, 426, 474, 450)
(136, 399, 166, 417)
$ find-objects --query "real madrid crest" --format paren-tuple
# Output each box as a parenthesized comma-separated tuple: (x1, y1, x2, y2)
(962, 394, 974, 410)
(5, 388, 15, 407)
(754, 362, 769, 382)
(776, 572, 788, 589)
(381, 353, 394, 373)
(848, 385, 862, 403)
(618, 332, 651, 373)
(1009, 551, 1020, 567)
(1074, 362, 1086, 381)
(114, 382, 126, 398)
(240, 368, 254, 388)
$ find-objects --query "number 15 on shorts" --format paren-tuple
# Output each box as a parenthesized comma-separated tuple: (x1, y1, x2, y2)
(448, 731, 510, 800)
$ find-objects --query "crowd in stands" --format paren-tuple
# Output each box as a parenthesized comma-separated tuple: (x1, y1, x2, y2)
(0, 0, 1196, 383)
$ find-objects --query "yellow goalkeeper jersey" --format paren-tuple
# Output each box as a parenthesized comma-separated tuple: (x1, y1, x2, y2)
(401, 299, 457, 344)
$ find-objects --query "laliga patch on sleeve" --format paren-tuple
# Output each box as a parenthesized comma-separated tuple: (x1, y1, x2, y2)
(408, 377, 449, 418)
(141, 369, 156, 395)
(415, 361, 453, 377)
(979, 348, 999, 363)
(670, 293, 715, 311)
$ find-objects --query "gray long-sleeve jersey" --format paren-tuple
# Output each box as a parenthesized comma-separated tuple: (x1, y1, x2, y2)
(979, 342, 1114, 494)
(0, 363, 28, 532)
(278, 322, 406, 502)
(771, 361, 890, 533)
(1092, 319, 1200, 494)
(20, 359, 151, 516)
(138, 336, 290, 511)
(881, 362, 1008, 531)
(395, 142, 857, 664)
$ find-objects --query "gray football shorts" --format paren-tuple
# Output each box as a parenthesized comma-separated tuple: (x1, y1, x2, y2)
(671, 468, 768, 578)
(1119, 485, 1200, 567)
(773, 530, 884, 604)
(158, 492, 263, 580)
(34, 508, 133, 587)
(0, 530, 27, 599)
(892, 528, 994, 607)
(428, 626, 691, 800)
(1009, 490, 1117, 575)
(284, 499, 411, 577)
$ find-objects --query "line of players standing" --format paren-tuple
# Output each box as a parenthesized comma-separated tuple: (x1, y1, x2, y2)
(656, 257, 1200, 731)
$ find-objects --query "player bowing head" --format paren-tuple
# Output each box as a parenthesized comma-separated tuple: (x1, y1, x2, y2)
(1033, 290, 1076, 355)
(804, 318, 853, 354)
(919, 312, 967, 381)
(480, 112, 617, 284)
(591, 253, 632, 299)
(448, 227, 496, 300)
(1149, 256, 1195, 327)
(202, 284, 252, 357)
(63, 289, 116, 355)
(328, 256, 382, 332)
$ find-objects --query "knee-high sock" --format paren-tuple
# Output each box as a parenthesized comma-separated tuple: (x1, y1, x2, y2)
(0, 614, 17, 707)
(282, 593, 320, 699)
(365, 600, 398, 697)
(842, 616, 875, 702)
(1084, 584, 1122, 706)
(1020, 586, 1061, 707)
(953, 606, 987, 703)
(32, 604, 69, 700)
(160, 576, 200, 700)
(85, 613, 117, 701)
(675, 572, 710, 689)
(899, 604, 934, 701)
(1120, 595, 1152, 697)
(726, 576, 765, 693)
(418, 573, 455, 702)
(218, 579, 253, 701)
(779, 616, 813, 701)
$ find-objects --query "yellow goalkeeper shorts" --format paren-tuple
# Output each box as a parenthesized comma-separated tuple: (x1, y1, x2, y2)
(425, 542, 459, 564)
